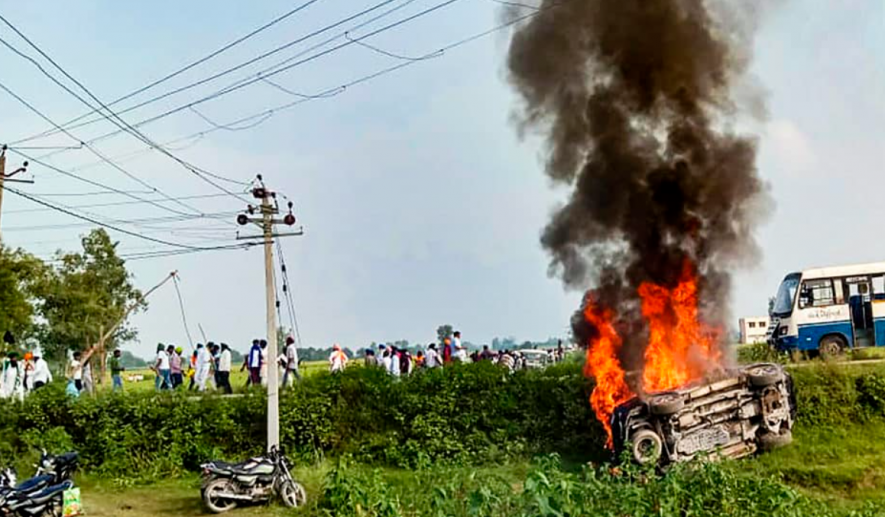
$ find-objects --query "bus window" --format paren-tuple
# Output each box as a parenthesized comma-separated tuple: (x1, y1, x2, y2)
(800, 279, 835, 308)
(873, 276, 885, 301)
(834, 278, 845, 304)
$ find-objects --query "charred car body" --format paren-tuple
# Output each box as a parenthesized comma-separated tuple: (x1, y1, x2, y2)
(612, 363, 796, 466)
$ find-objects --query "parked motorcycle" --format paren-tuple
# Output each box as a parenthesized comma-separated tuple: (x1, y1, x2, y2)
(33, 451, 78, 484)
(200, 446, 306, 513)
(0, 479, 72, 517)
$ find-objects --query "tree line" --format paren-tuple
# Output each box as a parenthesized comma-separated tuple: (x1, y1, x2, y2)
(0, 229, 143, 366)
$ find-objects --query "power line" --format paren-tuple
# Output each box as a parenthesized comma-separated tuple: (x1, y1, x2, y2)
(0, 22, 252, 199)
(21, 4, 545, 180)
(276, 240, 303, 347)
(2, 210, 237, 232)
(172, 273, 196, 351)
(4, 193, 231, 214)
(9, 148, 234, 221)
(2, 185, 230, 250)
(9, 0, 402, 146)
(3, 0, 324, 146)
(0, 78, 206, 217)
(17, 0, 464, 153)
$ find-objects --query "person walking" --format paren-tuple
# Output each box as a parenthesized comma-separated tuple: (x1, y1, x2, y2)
(195, 343, 213, 392)
(32, 353, 52, 390)
(1, 353, 23, 400)
(453, 331, 469, 363)
(82, 357, 94, 395)
(364, 349, 378, 367)
(109, 349, 125, 391)
(400, 348, 413, 376)
(379, 345, 391, 372)
(22, 352, 34, 393)
(168, 345, 183, 389)
(247, 340, 263, 387)
(187, 350, 198, 391)
(282, 336, 301, 387)
(259, 340, 269, 386)
(67, 351, 84, 393)
(443, 337, 453, 364)
(388, 346, 400, 377)
(329, 344, 348, 373)
(153, 344, 171, 391)
(217, 343, 233, 394)
(425, 344, 441, 368)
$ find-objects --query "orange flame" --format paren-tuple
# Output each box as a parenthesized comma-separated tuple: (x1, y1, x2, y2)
(583, 300, 632, 447)
(583, 260, 722, 446)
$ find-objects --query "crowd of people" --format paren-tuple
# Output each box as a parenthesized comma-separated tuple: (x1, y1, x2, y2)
(0, 351, 53, 400)
(356, 332, 569, 377)
(145, 335, 303, 393)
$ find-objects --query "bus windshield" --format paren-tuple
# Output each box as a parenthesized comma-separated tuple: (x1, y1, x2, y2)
(772, 274, 801, 316)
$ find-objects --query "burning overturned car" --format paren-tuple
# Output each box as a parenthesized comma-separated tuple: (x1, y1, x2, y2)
(611, 363, 796, 466)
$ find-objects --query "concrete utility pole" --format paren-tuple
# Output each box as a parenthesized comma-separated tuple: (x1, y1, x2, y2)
(237, 175, 302, 452)
(0, 145, 33, 240)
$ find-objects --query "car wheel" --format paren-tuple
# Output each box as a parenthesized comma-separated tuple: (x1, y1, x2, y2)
(631, 429, 663, 465)
(820, 336, 846, 359)
(758, 429, 793, 451)
(202, 479, 238, 514)
(649, 392, 684, 415)
(746, 363, 784, 387)
(279, 480, 307, 508)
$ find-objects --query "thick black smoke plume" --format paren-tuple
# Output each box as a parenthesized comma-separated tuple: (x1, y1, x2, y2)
(508, 0, 770, 370)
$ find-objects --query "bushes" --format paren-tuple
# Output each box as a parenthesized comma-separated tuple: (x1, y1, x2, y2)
(8, 360, 885, 481)
(0, 362, 599, 479)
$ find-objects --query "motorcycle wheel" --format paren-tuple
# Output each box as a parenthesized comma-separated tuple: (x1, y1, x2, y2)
(279, 480, 307, 508)
(202, 479, 238, 514)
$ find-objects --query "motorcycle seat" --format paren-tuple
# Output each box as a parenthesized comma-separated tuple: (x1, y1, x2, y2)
(210, 458, 274, 476)
(15, 475, 52, 493)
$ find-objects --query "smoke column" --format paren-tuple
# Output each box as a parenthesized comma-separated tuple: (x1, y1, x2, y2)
(507, 0, 770, 373)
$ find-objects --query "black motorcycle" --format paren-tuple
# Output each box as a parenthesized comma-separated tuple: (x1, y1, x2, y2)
(200, 446, 306, 513)
(0, 479, 72, 517)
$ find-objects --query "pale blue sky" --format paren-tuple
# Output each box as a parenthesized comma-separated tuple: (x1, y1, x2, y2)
(0, 1, 882, 357)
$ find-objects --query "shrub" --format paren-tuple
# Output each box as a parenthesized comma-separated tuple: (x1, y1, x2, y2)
(0, 362, 597, 479)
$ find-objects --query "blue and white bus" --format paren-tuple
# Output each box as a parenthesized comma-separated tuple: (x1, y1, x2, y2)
(769, 261, 885, 355)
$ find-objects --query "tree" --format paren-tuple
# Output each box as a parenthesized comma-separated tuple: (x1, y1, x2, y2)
(34, 229, 144, 364)
(436, 324, 453, 344)
(0, 246, 45, 349)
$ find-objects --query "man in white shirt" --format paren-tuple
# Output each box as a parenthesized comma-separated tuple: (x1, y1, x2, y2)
(153, 344, 171, 391)
(217, 343, 232, 394)
(32, 354, 52, 389)
(67, 351, 83, 392)
(195, 343, 212, 392)
(453, 331, 469, 363)
(281, 336, 300, 387)
(425, 344, 440, 368)
(388, 347, 400, 377)
(379, 345, 391, 372)
(1, 353, 23, 400)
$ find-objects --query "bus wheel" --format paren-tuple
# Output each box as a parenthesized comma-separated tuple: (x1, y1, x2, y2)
(820, 336, 846, 359)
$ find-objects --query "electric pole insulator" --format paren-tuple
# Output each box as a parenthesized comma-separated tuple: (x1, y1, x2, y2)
(237, 214, 249, 226)
(283, 214, 296, 226)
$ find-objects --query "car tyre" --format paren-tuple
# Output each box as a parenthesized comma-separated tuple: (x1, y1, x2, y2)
(202, 479, 238, 514)
(746, 363, 784, 388)
(758, 429, 793, 451)
(631, 429, 663, 465)
(649, 392, 684, 415)
(820, 336, 846, 359)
